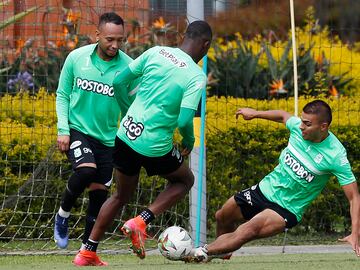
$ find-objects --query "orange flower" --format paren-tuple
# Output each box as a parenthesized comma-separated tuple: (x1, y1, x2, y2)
(15, 39, 25, 54)
(315, 53, 323, 66)
(329, 85, 339, 97)
(153, 17, 167, 29)
(269, 79, 288, 96)
(66, 9, 80, 24)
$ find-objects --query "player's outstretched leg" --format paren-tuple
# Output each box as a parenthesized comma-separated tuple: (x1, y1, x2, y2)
(121, 216, 147, 259)
(54, 213, 69, 249)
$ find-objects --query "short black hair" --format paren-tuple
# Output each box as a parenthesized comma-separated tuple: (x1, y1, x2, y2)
(98, 12, 124, 28)
(185, 20, 212, 41)
(303, 100, 332, 124)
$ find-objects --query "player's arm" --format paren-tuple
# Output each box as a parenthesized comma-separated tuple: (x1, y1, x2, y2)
(56, 54, 74, 152)
(339, 181, 360, 256)
(113, 66, 140, 118)
(177, 108, 196, 156)
(235, 108, 292, 124)
(179, 73, 206, 156)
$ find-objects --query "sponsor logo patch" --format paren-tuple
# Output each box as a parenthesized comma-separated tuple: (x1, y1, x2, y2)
(159, 49, 187, 68)
(70, 140, 82, 149)
(172, 147, 183, 163)
(83, 147, 93, 154)
(243, 190, 253, 206)
(75, 156, 84, 163)
(76, 77, 114, 97)
(123, 116, 144, 140)
(284, 152, 315, 183)
(74, 148, 82, 158)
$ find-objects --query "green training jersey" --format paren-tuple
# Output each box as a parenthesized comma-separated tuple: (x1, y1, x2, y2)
(117, 46, 206, 157)
(56, 44, 134, 146)
(259, 116, 356, 221)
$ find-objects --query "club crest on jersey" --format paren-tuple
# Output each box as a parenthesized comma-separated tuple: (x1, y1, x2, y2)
(123, 116, 144, 140)
(314, 153, 323, 164)
(76, 77, 114, 97)
(284, 152, 315, 183)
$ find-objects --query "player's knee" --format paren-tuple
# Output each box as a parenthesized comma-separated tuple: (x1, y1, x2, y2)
(184, 171, 194, 190)
(87, 189, 108, 218)
(112, 189, 131, 206)
(215, 208, 226, 224)
(67, 167, 97, 197)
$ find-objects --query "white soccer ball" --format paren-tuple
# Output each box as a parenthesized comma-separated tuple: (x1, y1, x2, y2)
(157, 226, 193, 260)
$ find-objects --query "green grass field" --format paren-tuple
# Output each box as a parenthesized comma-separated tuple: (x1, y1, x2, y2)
(0, 253, 359, 270)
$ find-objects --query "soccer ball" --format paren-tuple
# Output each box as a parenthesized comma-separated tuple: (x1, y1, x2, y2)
(157, 226, 193, 260)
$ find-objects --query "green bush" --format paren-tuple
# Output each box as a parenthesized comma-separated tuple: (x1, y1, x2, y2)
(1, 92, 359, 238)
(206, 126, 359, 235)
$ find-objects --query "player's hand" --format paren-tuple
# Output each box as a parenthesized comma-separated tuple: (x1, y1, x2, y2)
(57, 135, 70, 153)
(181, 147, 192, 157)
(180, 138, 194, 157)
(235, 108, 257, 120)
(338, 233, 360, 257)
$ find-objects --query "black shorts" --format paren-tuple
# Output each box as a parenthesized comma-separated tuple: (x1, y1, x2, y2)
(234, 184, 298, 229)
(67, 129, 114, 187)
(113, 136, 184, 176)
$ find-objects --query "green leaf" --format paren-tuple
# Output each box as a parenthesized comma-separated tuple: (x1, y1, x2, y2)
(0, 66, 11, 73)
(0, 6, 38, 30)
(263, 43, 278, 79)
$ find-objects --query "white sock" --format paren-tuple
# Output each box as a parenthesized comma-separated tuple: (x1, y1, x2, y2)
(58, 207, 70, 218)
(80, 243, 86, 251)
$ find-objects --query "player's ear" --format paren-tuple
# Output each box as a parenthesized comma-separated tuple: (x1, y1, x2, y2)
(95, 29, 100, 42)
(203, 40, 211, 50)
(320, 122, 329, 131)
(201, 40, 211, 56)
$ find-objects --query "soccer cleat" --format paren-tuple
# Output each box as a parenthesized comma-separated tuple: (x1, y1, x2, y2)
(191, 245, 209, 262)
(54, 213, 69, 249)
(121, 216, 147, 259)
(183, 249, 231, 263)
(73, 250, 108, 266)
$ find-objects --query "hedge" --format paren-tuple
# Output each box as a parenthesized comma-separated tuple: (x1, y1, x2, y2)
(0, 92, 359, 237)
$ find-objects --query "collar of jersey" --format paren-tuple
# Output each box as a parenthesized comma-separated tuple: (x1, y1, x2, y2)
(90, 44, 121, 74)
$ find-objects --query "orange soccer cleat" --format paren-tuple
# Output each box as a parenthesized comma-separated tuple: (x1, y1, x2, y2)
(121, 216, 147, 259)
(73, 250, 108, 266)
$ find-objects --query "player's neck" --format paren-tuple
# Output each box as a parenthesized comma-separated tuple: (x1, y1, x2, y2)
(312, 131, 329, 143)
(179, 42, 199, 63)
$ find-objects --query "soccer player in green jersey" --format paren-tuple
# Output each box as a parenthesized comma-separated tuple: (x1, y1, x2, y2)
(73, 20, 212, 266)
(191, 100, 360, 261)
(54, 12, 136, 257)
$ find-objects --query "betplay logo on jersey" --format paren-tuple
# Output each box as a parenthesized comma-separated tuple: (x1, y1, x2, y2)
(159, 48, 187, 68)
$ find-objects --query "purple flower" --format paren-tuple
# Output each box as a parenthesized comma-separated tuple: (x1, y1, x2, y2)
(7, 71, 34, 91)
